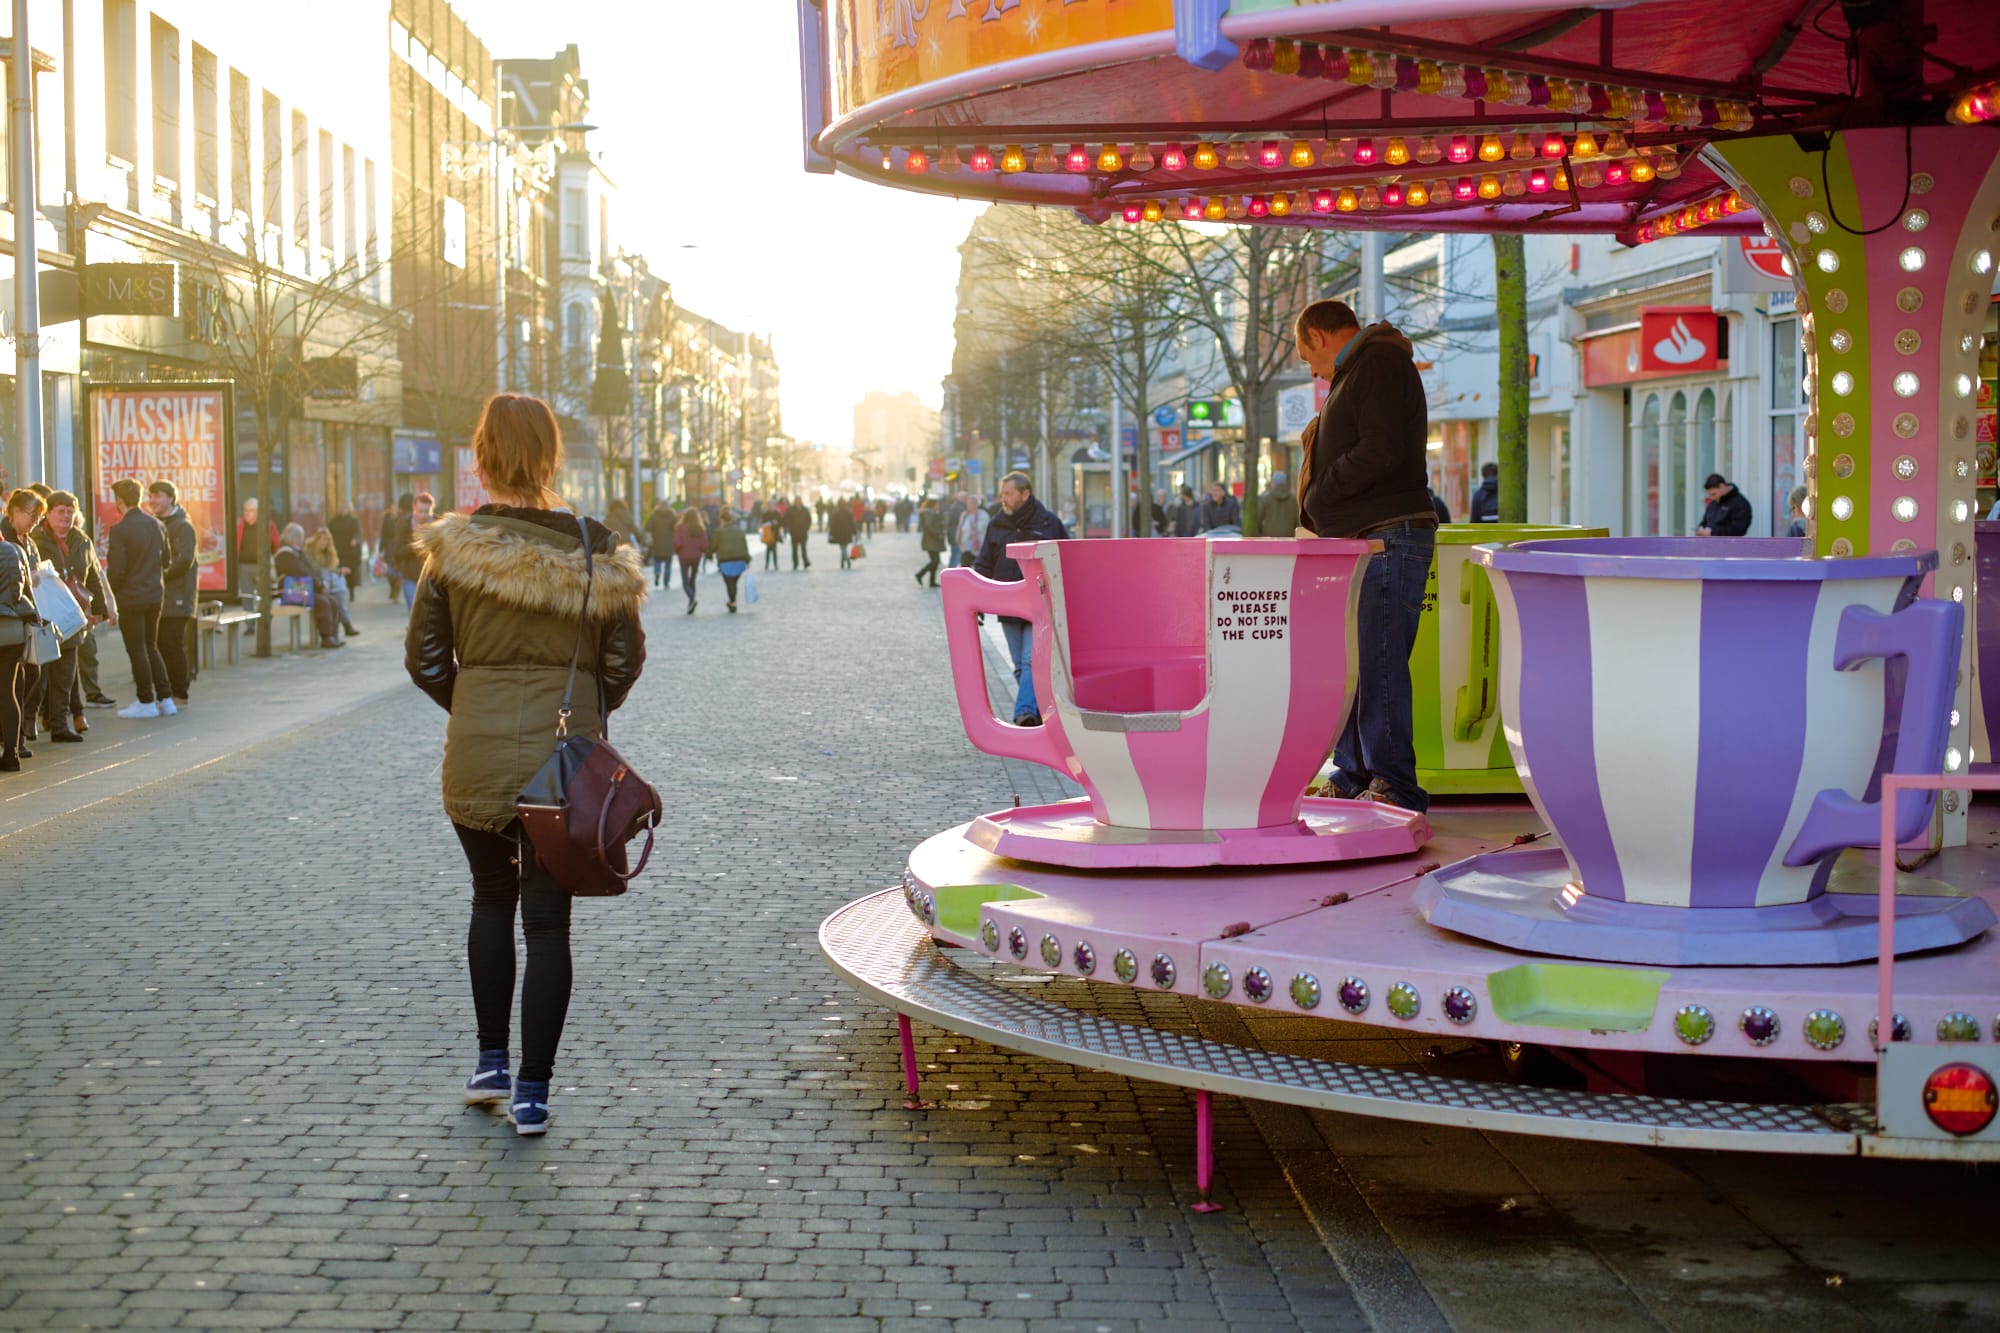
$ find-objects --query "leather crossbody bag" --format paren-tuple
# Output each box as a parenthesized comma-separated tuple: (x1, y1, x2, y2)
(515, 518, 661, 897)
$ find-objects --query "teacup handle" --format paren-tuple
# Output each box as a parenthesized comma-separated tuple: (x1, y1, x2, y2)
(1783, 598, 1963, 867)
(939, 566, 1065, 770)
(1453, 562, 1500, 741)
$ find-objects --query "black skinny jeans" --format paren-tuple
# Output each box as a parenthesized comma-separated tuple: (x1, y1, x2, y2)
(118, 605, 169, 704)
(0, 642, 22, 755)
(679, 559, 699, 603)
(917, 551, 941, 585)
(157, 615, 192, 700)
(789, 535, 810, 568)
(454, 822, 572, 1083)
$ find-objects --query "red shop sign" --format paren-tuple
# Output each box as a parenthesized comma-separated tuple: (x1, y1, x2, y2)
(1739, 236, 1791, 282)
(1639, 306, 1723, 374)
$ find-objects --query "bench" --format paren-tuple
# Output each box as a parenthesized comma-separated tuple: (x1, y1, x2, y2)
(269, 603, 310, 652)
(196, 606, 260, 668)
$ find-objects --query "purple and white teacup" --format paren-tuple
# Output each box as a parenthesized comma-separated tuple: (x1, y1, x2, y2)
(1475, 537, 1961, 910)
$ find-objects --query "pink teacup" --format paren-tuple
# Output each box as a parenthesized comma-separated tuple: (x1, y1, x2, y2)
(940, 537, 1374, 831)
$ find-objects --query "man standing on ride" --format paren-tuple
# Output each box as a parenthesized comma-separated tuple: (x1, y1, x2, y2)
(1295, 299, 1436, 813)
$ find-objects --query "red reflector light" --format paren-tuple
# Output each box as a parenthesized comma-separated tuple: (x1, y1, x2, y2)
(1923, 1063, 1998, 1136)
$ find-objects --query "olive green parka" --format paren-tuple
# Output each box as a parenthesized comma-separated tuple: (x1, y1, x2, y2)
(405, 509, 648, 831)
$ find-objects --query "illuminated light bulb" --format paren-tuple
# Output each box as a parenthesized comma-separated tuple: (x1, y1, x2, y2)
(1406, 181, 1429, 206)
(1603, 130, 1629, 156)
(1453, 176, 1476, 202)
(1541, 133, 1566, 159)
(1949, 85, 1998, 125)
(1335, 187, 1359, 212)
(1121, 203, 1144, 223)
(1066, 144, 1092, 172)
(1142, 199, 1164, 223)
(1636, 223, 1654, 243)
(1382, 183, 1405, 207)
(1160, 144, 1188, 171)
(904, 148, 929, 173)
(937, 146, 961, 174)
(969, 146, 996, 173)
(1312, 189, 1335, 213)
(879, 148, 893, 169)
(1247, 195, 1270, 218)
(1204, 197, 1228, 220)
(1360, 185, 1381, 210)
(1271, 39, 1300, 77)
(1096, 145, 1124, 172)
(1345, 51, 1373, 86)
(1572, 130, 1599, 158)
(1575, 160, 1603, 188)
(1448, 136, 1473, 164)
(1352, 139, 1378, 166)
(1183, 199, 1205, 220)
(1527, 167, 1551, 194)
(1268, 192, 1291, 217)
(1975, 249, 1995, 275)
(1288, 139, 1316, 169)
(1478, 135, 1505, 162)
(1552, 165, 1569, 191)
(1192, 142, 1219, 170)
(1509, 133, 1535, 161)
(1477, 173, 1502, 200)
(1416, 135, 1442, 164)
(1629, 158, 1656, 184)
(1385, 137, 1409, 166)
(1501, 171, 1527, 197)
(1258, 141, 1284, 169)
(1225, 141, 1251, 170)
(1416, 61, 1442, 95)
(1322, 138, 1349, 166)
(1032, 145, 1058, 172)
(1129, 143, 1155, 172)
(1604, 159, 1629, 185)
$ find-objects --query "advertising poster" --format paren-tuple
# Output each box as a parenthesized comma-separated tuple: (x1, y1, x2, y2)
(90, 384, 233, 593)
(454, 446, 492, 512)
(356, 441, 390, 552)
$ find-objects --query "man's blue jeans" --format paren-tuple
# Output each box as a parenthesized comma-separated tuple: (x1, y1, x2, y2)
(1000, 616, 1038, 722)
(1332, 525, 1435, 812)
(651, 555, 672, 586)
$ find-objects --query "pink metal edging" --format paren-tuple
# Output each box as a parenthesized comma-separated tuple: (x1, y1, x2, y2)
(1878, 773, 2000, 1053)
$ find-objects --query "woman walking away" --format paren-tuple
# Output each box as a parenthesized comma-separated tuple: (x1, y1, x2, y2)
(828, 498, 857, 570)
(915, 498, 945, 588)
(672, 507, 707, 614)
(759, 513, 781, 572)
(0, 494, 41, 772)
(709, 511, 752, 612)
(1, 490, 46, 748)
(406, 392, 647, 1136)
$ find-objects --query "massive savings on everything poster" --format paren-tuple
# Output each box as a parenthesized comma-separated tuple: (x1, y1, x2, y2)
(90, 384, 234, 593)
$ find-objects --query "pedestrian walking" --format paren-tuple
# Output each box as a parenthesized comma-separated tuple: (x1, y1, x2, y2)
(759, 513, 781, 572)
(380, 495, 412, 603)
(32, 492, 112, 742)
(645, 502, 677, 587)
(829, 498, 858, 570)
(1, 490, 47, 748)
(106, 479, 175, 720)
(1469, 462, 1501, 522)
(710, 511, 752, 613)
(1297, 298, 1436, 813)
(672, 508, 708, 613)
(397, 492, 437, 609)
(236, 497, 279, 599)
(954, 492, 989, 567)
(784, 495, 813, 569)
(914, 498, 946, 588)
(328, 506, 363, 597)
(405, 391, 648, 1137)
(1257, 471, 1298, 537)
(972, 471, 1068, 726)
(148, 480, 199, 709)
(1170, 485, 1202, 536)
(1198, 481, 1241, 531)
(0, 490, 42, 772)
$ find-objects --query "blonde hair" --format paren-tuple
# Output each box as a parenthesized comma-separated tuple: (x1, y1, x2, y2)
(305, 527, 340, 566)
(472, 393, 564, 508)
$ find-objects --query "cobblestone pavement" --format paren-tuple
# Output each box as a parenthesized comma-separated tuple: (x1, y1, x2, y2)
(5, 530, 1999, 1332)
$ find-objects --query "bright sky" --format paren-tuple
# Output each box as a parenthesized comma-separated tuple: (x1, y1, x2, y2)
(466, 1, 984, 449)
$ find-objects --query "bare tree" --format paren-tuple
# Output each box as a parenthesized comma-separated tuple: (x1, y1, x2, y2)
(1493, 234, 1530, 523)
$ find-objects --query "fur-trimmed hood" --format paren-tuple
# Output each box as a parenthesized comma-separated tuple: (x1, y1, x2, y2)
(414, 511, 647, 621)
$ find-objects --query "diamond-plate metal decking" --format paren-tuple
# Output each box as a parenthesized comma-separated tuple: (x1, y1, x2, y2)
(823, 888, 1874, 1156)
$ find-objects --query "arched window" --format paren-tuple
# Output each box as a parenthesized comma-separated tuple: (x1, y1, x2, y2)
(1695, 388, 1718, 507)
(1666, 390, 1688, 535)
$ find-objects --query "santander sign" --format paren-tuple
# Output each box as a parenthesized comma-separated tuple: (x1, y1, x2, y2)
(1639, 307, 1724, 374)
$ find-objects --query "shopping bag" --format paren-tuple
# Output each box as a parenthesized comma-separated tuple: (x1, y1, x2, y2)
(849, 543, 867, 560)
(25, 621, 60, 666)
(32, 562, 87, 641)
(744, 572, 759, 603)
(278, 575, 315, 607)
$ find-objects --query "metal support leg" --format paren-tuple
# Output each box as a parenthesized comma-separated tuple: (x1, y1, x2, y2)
(897, 1013, 930, 1110)
(1192, 1089, 1222, 1212)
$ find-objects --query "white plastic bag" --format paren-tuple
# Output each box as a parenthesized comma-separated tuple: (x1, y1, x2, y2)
(744, 572, 759, 604)
(32, 562, 87, 641)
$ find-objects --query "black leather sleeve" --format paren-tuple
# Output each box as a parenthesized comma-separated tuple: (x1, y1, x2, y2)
(598, 612, 646, 713)
(404, 572, 456, 711)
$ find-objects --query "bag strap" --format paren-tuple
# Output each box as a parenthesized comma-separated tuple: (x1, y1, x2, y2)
(555, 515, 595, 739)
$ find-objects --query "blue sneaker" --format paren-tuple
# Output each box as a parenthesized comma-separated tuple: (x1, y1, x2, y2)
(463, 1050, 510, 1106)
(509, 1080, 551, 1136)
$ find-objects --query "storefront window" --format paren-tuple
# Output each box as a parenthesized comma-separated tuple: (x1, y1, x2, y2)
(1770, 318, 1806, 534)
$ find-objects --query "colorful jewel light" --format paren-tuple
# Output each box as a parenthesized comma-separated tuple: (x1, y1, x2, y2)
(1322, 139, 1350, 166)
(1603, 130, 1630, 157)
(1385, 137, 1409, 166)
(1204, 197, 1227, 220)
(1948, 81, 1998, 124)
(1509, 133, 1536, 161)
(1142, 199, 1163, 222)
(1604, 159, 1629, 185)
(1574, 159, 1603, 188)
(1224, 141, 1250, 170)
(1335, 186, 1358, 212)
(1478, 134, 1505, 162)
(1129, 143, 1155, 172)
(1066, 144, 1091, 173)
(1527, 167, 1550, 194)
(1552, 165, 1570, 191)
(1572, 130, 1599, 158)
(1477, 173, 1502, 199)
(1454, 176, 1476, 201)
(1352, 138, 1378, 165)
(1241, 37, 1275, 71)
(1122, 203, 1144, 223)
(1416, 135, 1442, 165)
(904, 148, 929, 173)
(1297, 43, 1325, 80)
(1096, 144, 1124, 172)
(1192, 142, 1219, 170)
(1502, 171, 1526, 197)
(937, 146, 960, 174)
(1288, 139, 1316, 168)
(1183, 198, 1205, 220)
(1312, 189, 1335, 213)
(1629, 157, 1656, 184)
(1160, 144, 1188, 171)
(1416, 60, 1442, 95)
(969, 146, 995, 173)
(1268, 191, 1292, 216)
(1258, 141, 1284, 168)
(1345, 51, 1373, 85)
(1359, 185, 1381, 210)
(1541, 133, 1566, 159)
(1032, 145, 1057, 172)
(1246, 195, 1269, 217)
(1383, 183, 1405, 207)
(879, 148, 892, 169)
(1272, 38, 1300, 76)
(1406, 181, 1430, 207)
(1448, 135, 1473, 164)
